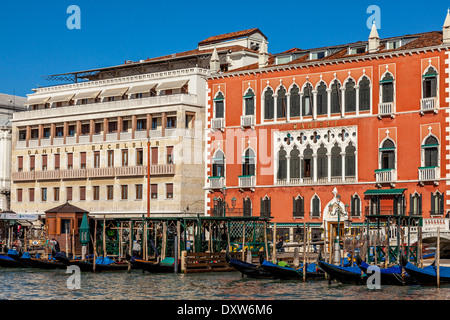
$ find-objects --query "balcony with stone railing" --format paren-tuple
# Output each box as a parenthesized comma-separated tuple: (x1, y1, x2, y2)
(238, 175, 255, 190)
(12, 164, 175, 182)
(418, 166, 439, 185)
(211, 118, 224, 131)
(378, 102, 395, 118)
(208, 176, 225, 190)
(375, 168, 396, 186)
(420, 97, 438, 114)
(240, 115, 255, 128)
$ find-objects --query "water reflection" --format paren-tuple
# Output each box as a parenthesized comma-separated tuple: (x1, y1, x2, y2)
(0, 268, 449, 300)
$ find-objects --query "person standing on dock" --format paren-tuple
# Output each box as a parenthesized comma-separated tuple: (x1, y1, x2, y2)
(50, 238, 60, 258)
(132, 240, 141, 258)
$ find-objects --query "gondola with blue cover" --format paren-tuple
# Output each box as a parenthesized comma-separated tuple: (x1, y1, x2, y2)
(55, 252, 131, 272)
(261, 259, 325, 280)
(0, 252, 22, 268)
(11, 252, 66, 269)
(128, 255, 180, 273)
(400, 254, 450, 286)
(225, 251, 272, 279)
(356, 255, 415, 286)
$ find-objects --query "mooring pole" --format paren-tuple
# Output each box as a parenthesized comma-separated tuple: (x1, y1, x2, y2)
(437, 227, 440, 288)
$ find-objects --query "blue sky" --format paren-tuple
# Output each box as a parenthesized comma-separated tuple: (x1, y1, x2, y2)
(0, 0, 449, 97)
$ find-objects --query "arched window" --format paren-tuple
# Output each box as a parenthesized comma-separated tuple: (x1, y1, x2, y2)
(380, 139, 395, 169)
(350, 194, 361, 217)
(381, 73, 394, 103)
(260, 196, 271, 217)
(409, 193, 422, 215)
(345, 79, 356, 112)
(423, 136, 439, 167)
(243, 197, 252, 217)
(213, 197, 224, 217)
(290, 146, 300, 179)
(293, 196, 304, 218)
(431, 191, 444, 215)
(214, 92, 224, 118)
(317, 144, 327, 179)
(311, 195, 321, 218)
(359, 76, 371, 111)
(212, 150, 225, 177)
(277, 148, 287, 180)
(331, 143, 342, 178)
(303, 145, 313, 178)
(316, 82, 327, 115)
(423, 67, 437, 99)
(345, 143, 356, 177)
(244, 89, 255, 115)
(264, 88, 274, 120)
(290, 85, 300, 117)
(242, 148, 256, 176)
(330, 80, 341, 114)
(277, 86, 287, 118)
(302, 83, 313, 116)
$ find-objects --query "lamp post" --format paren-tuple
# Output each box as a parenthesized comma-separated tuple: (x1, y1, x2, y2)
(213, 187, 237, 217)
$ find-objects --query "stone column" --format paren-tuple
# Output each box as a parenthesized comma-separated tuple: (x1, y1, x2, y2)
(312, 90, 318, 120)
(103, 118, 108, 141)
(76, 120, 81, 144)
(340, 87, 345, 118)
(131, 115, 137, 140)
(117, 116, 122, 141)
(341, 151, 346, 182)
(327, 152, 332, 182)
(326, 88, 332, 118)
(313, 153, 318, 183)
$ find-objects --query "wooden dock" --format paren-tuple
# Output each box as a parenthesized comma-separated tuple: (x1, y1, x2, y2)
(182, 251, 241, 273)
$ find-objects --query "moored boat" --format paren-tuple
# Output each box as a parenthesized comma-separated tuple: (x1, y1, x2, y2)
(318, 259, 367, 285)
(261, 259, 325, 280)
(13, 252, 66, 270)
(0, 254, 22, 268)
(400, 254, 450, 286)
(55, 253, 131, 272)
(356, 255, 415, 286)
(225, 252, 272, 279)
(128, 256, 179, 273)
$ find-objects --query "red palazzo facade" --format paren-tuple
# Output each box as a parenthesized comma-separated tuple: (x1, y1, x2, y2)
(205, 18, 450, 238)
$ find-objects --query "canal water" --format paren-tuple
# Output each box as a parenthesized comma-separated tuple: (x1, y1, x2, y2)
(0, 267, 449, 300)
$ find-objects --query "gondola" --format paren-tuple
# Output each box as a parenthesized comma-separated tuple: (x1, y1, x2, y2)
(0, 254, 22, 268)
(12, 252, 66, 270)
(356, 255, 415, 286)
(55, 252, 131, 272)
(128, 255, 179, 273)
(400, 254, 450, 286)
(6, 249, 31, 268)
(225, 251, 272, 279)
(318, 259, 367, 285)
(261, 259, 325, 280)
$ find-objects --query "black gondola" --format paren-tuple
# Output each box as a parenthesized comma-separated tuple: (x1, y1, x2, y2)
(318, 259, 367, 285)
(128, 256, 179, 273)
(6, 250, 31, 268)
(15, 253, 66, 270)
(260, 259, 325, 280)
(356, 255, 415, 286)
(55, 252, 131, 272)
(225, 251, 272, 279)
(0, 254, 22, 268)
(400, 254, 450, 286)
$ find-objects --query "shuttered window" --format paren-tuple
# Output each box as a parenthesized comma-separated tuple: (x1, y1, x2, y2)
(67, 153, 73, 169)
(316, 82, 327, 115)
(302, 83, 313, 116)
(244, 90, 255, 115)
(54, 154, 60, 170)
(289, 85, 300, 117)
(277, 87, 287, 118)
(290, 148, 300, 179)
(345, 79, 356, 112)
(151, 147, 158, 165)
(359, 76, 371, 111)
(107, 150, 114, 167)
(431, 192, 444, 215)
(381, 73, 394, 103)
(330, 80, 341, 114)
(166, 183, 173, 198)
(264, 88, 274, 120)
(277, 149, 287, 180)
(80, 186, 86, 201)
(317, 146, 327, 179)
(66, 187, 72, 201)
(293, 197, 304, 218)
(350, 195, 361, 217)
(80, 152, 86, 169)
(260, 197, 271, 217)
(29, 188, 35, 202)
(30, 155, 35, 171)
(214, 92, 224, 118)
(18, 156, 23, 172)
(423, 67, 437, 98)
(17, 189, 22, 202)
(243, 198, 252, 217)
(311, 196, 320, 217)
(345, 144, 356, 177)
(151, 184, 158, 199)
(166, 146, 174, 164)
(41, 155, 47, 171)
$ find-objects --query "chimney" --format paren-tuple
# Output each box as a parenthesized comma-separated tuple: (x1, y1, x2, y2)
(209, 47, 220, 73)
(368, 21, 380, 53)
(443, 9, 450, 44)
(258, 39, 269, 68)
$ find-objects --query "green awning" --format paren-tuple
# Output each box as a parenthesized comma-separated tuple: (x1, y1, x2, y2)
(364, 188, 406, 196)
